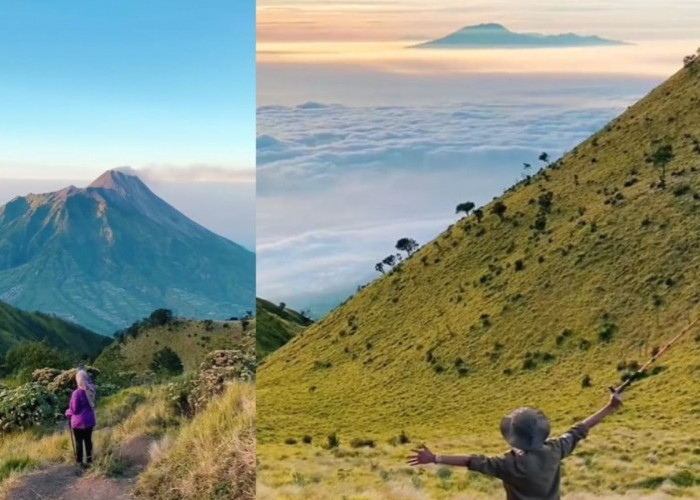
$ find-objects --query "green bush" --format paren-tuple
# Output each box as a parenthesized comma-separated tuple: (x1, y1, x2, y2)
(4, 342, 71, 381)
(350, 437, 375, 448)
(172, 350, 256, 417)
(326, 432, 340, 449)
(149, 347, 184, 377)
(0, 383, 59, 433)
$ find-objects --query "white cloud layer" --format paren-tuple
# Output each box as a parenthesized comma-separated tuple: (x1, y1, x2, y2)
(257, 82, 652, 309)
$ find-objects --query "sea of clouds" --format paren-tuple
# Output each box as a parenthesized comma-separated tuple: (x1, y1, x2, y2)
(256, 87, 654, 311)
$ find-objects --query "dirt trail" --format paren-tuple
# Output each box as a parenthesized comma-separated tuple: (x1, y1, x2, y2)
(4, 436, 154, 500)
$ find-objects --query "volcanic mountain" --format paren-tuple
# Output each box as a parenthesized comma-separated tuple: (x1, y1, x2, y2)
(257, 57, 700, 496)
(413, 23, 627, 49)
(0, 170, 255, 334)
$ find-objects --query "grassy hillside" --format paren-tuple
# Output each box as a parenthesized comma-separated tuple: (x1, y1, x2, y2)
(257, 57, 700, 498)
(0, 300, 109, 358)
(95, 317, 255, 374)
(257, 298, 312, 360)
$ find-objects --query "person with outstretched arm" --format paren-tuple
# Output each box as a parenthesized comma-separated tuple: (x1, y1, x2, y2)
(407, 392, 623, 500)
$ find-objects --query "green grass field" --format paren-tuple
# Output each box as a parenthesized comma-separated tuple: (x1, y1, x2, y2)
(257, 56, 700, 498)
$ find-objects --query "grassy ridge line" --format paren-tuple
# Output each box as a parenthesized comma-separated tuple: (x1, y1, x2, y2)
(257, 59, 700, 496)
(256, 298, 311, 360)
(95, 318, 255, 374)
(0, 300, 109, 358)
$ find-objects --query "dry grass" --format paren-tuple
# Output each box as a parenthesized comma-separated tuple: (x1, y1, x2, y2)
(135, 381, 256, 500)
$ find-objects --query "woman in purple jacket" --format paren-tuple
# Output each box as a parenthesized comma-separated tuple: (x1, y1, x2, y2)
(65, 368, 96, 467)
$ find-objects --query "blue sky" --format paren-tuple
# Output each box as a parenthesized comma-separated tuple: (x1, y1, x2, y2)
(0, 0, 255, 246)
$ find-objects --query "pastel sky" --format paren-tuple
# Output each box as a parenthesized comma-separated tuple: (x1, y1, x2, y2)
(256, 0, 700, 313)
(0, 1, 255, 247)
(258, 0, 700, 43)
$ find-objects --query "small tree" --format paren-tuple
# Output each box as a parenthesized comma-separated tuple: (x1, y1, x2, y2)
(382, 255, 396, 268)
(648, 144, 674, 189)
(396, 238, 419, 258)
(490, 201, 507, 220)
(684, 54, 696, 68)
(278, 302, 286, 311)
(149, 347, 184, 376)
(538, 191, 554, 213)
(474, 208, 484, 223)
(375, 262, 385, 275)
(523, 163, 531, 170)
(455, 201, 475, 217)
(4, 341, 71, 380)
(539, 152, 551, 167)
(149, 308, 173, 327)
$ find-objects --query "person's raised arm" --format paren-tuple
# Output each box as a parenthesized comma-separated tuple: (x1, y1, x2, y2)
(582, 391, 622, 431)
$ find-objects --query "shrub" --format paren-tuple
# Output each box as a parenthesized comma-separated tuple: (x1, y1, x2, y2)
(491, 201, 507, 220)
(284, 437, 298, 445)
(0, 383, 59, 433)
(582, 375, 592, 388)
(327, 432, 340, 449)
(514, 260, 525, 271)
(523, 359, 537, 370)
(150, 347, 184, 377)
(350, 438, 375, 448)
(598, 322, 618, 342)
(5, 342, 71, 381)
(149, 308, 173, 327)
(302, 435, 313, 444)
(673, 184, 691, 196)
(184, 350, 255, 416)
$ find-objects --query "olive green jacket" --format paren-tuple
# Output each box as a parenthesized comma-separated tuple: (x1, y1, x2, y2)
(467, 423, 589, 500)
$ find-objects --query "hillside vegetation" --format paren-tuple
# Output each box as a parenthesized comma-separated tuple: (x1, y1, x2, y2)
(0, 300, 109, 359)
(0, 348, 255, 499)
(257, 56, 700, 498)
(135, 381, 255, 500)
(95, 313, 255, 378)
(256, 298, 312, 360)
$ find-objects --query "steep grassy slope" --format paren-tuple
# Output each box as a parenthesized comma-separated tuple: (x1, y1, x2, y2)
(0, 300, 109, 358)
(96, 318, 255, 374)
(256, 298, 311, 360)
(258, 60, 700, 498)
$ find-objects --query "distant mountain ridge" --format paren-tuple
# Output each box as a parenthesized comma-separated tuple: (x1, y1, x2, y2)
(0, 170, 255, 334)
(0, 299, 109, 357)
(413, 23, 628, 49)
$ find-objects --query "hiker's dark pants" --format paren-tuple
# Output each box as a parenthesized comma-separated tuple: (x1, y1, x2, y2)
(73, 427, 93, 464)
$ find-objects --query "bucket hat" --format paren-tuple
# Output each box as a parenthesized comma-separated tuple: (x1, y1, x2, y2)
(500, 407, 551, 451)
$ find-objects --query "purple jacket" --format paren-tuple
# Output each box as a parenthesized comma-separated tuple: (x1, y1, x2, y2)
(65, 388, 96, 429)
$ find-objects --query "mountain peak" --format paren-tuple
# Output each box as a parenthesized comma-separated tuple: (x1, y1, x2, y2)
(413, 23, 626, 49)
(464, 22, 508, 31)
(88, 169, 140, 190)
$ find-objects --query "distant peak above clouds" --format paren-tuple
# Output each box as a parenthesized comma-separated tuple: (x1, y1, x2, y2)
(413, 23, 629, 49)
